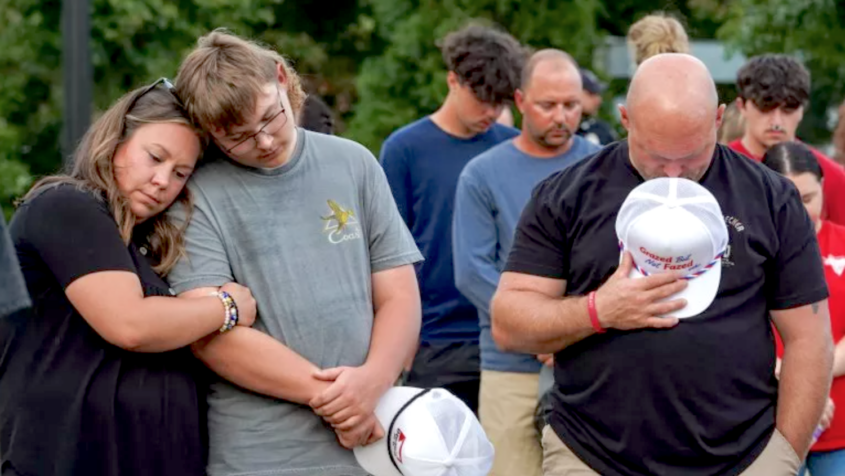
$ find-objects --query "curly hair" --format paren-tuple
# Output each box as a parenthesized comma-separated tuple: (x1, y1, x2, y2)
(439, 24, 525, 105)
(627, 13, 690, 66)
(736, 55, 810, 112)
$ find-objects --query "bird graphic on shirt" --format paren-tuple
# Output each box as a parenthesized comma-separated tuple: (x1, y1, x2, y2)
(321, 200, 355, 232)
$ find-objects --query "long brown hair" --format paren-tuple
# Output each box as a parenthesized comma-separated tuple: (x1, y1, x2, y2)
(22, 83, 202, 275)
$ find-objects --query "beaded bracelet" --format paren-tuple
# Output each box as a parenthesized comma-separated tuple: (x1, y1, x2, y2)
(215, 290, 239, 333)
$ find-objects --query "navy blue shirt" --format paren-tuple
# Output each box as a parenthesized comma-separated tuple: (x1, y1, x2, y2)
(380, 117, 518, 342)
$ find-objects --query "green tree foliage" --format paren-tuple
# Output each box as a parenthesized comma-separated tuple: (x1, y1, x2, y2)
(346, 0, 735, 154)
(716, 0, 845, 143)
(0, 0, 377, 216)
(346, 0, 603, 154)
(0, 0, 754, 219)
(0, 1, 60, 217)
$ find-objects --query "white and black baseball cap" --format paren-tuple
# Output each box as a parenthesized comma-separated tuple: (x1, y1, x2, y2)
(615, 177, 729, 318)
(353, 387, 494, 476)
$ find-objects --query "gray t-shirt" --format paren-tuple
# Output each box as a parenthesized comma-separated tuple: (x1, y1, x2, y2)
(168, 129, 422, 476)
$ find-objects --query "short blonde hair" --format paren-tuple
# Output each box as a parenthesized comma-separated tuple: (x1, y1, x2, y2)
(627, 13, 690, 66)
(175, 29, 306, 133)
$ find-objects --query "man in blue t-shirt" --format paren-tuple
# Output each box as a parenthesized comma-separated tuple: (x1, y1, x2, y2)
(453, 49, 600, 476)
(380, 24, 524, 412)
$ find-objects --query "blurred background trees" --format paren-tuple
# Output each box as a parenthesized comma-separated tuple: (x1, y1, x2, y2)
(1, 0, 842, 217)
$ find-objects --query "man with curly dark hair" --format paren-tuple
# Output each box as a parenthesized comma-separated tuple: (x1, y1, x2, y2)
(730, 54, 845, 225)
(380, 23, 524, 413)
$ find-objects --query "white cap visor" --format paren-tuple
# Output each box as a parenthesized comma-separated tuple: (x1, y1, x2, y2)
(354, 387, 423, 476)
(629, 260, 721, 318)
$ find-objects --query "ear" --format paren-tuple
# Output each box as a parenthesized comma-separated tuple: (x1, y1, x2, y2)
(446, 71, 460, 92)
(618, 104, 630, 132)
(514, 89, 526, 114)
(735, 97, 747, 115)
(276, 62, 289, 89)
(715, 103, 726, 131)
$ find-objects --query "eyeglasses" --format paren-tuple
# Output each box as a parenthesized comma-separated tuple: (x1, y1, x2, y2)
(220, 87, 288, 157)
(127, 77, 179, 112)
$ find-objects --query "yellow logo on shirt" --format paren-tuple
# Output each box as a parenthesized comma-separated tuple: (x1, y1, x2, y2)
(321, 200, 362, 244)
(322, 200, 355, 232)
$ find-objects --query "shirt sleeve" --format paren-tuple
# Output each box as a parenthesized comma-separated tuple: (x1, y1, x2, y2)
(0, 212, 30, 318)
(166, 192, 234, 293)
(504, 177, 571, 280)
(362, 150, 423, 273)
(767, 181, 829, 309)
(18, 186, 136, 289)
(453, 171, 499, 315)
(379, 136, 414, 229)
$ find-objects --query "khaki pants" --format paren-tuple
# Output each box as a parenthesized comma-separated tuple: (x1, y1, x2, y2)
(542, 425, 803, 476)
(479, 370, 543, 476)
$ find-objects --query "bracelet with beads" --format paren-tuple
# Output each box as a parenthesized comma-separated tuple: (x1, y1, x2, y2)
(215, 291, 239, 333)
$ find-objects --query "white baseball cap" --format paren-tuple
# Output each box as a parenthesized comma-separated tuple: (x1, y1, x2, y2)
(615, 177, 729, 318)
(353, 387, 494, 476)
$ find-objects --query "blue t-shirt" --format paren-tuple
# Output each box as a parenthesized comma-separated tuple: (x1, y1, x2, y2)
(380, 117, 518, 342)
(453, 137, 601, 372)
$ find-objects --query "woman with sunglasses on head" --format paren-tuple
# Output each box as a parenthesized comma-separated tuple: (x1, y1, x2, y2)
(763, 141, 845, 476)
(0, 79, 256, 476)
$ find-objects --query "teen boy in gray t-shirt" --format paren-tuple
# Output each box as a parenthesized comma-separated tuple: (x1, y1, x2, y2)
(169, 31, 422, 476)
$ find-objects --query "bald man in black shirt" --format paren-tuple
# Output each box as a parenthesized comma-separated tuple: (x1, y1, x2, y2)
(492, 54, 832, 476)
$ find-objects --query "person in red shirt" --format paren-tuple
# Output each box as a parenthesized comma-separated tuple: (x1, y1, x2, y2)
(763, 141, 845, 476)
(729, 54, 845, 226)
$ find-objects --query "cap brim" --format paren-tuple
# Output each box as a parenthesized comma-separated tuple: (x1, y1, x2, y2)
(353, 387, 424, 476)
(629, 262, 721, 319)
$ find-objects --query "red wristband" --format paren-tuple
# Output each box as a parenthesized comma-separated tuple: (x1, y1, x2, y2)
(588, 291, 605, 334)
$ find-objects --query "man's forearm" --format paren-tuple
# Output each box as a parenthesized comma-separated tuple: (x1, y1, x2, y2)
(778, 339, 833, 456)
(491, 290, 594, 354)
(832, 337, 845, 378)
(192, 327, 329, 405)
(365, 294, 421, 389)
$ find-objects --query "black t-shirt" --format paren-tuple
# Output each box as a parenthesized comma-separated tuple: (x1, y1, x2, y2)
(505, 142, 828, 476)
(0, 213, 29, 320)
(0, 185, 207, 476)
